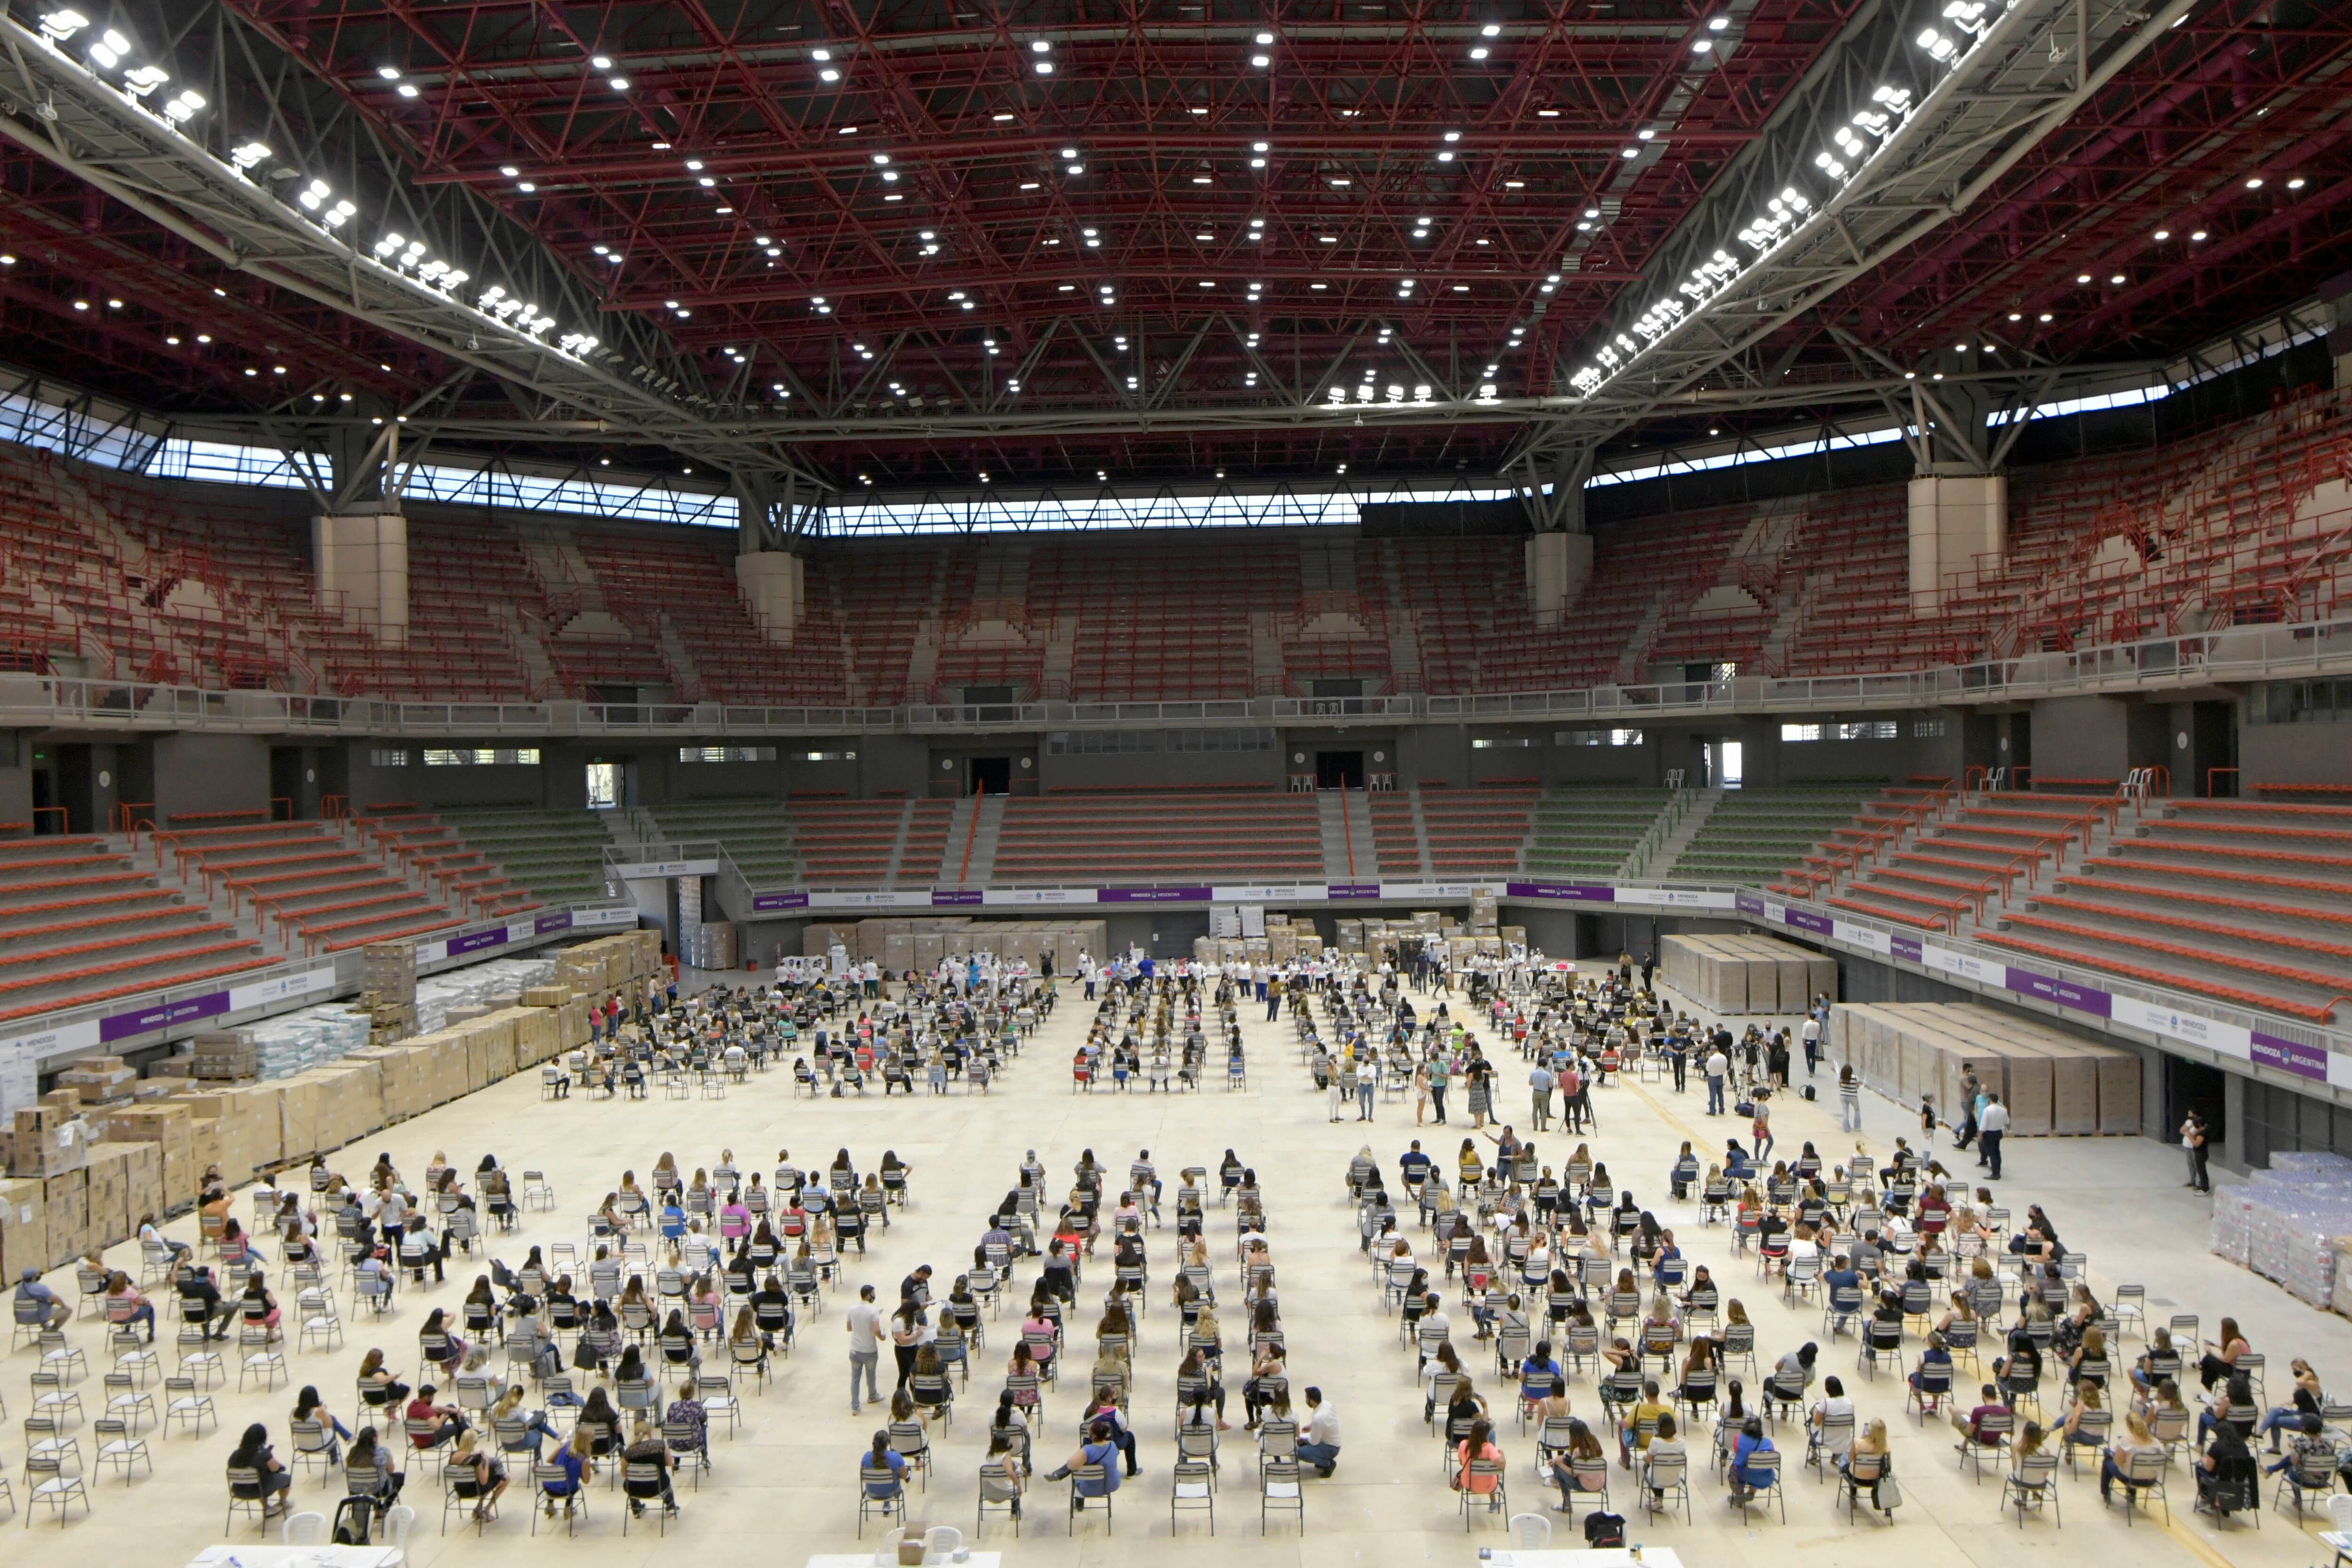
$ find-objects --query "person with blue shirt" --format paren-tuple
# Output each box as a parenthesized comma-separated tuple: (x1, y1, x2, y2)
(1398, 1141, 1433, 1194)
(1728, 1415, 1775, 1504)
(1520, 1343, 1565, 1410)
(540, 1427, 591, 1520)
(861, 1428, 907, 1499)
(1045, 1419, 1124, 1498)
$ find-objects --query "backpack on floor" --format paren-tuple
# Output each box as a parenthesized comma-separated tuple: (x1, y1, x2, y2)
(332, 1496, 378, 1545)
(1581, 1511, 1625, 1547)
(1802, 1084, 1818, 1102)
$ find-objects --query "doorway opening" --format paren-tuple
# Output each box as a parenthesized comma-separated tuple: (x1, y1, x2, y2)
(968, 756, 1013, 795)
(1705, 740, 1743, 789)
(2165, 1054, 2225, 1151)
(1316, 750, 1365, 790)
(586, 762, 623, 809)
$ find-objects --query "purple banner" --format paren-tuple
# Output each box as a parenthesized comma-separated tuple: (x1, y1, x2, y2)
(2004, 967, 2115, 1018)
(1504, 881, 1616, 903)
(751, 891, 811, 912)
(2253, 1029, 2331, 1083)
(930, 889, 985, 907)
(100, 992, 230, 1043)
(1097, 886, 1213, 904)
(1327, 883, 1383, 900)
(1735, 891, 1766, 916)
(1890, 935, 1923, 964)
(447, 928, 510, 957)
(1783, 907, 1834, 936)
(534, 912, 574, 936)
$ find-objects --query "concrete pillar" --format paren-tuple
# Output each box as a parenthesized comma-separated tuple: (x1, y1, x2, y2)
(1526, 531, 1595, 629)
(312, 502, 409, 648)
(736, 550, 805, 647)
(1907, 474, 2006, 612)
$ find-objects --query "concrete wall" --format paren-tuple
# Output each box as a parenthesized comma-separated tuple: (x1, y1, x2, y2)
(2025, 696, 2131, 782)
(858, 735, 931, 799)
(1042, 745, 1278, 792)
(1398, 724, 1470, 789)
(0, 731, 32, 826)
(2237, 719, 2351, 788)
(152, 734, 270, 823)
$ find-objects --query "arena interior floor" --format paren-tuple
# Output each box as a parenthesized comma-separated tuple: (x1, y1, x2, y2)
(15, 966, 2345, 1568)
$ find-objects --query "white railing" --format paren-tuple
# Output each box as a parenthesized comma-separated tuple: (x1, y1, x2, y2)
(0, 617, 2345, 737)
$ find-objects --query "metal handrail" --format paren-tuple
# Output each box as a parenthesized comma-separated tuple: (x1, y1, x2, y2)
(0, 613, 2343, 738)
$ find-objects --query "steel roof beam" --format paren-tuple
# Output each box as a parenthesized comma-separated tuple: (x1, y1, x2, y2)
(1513, 0, 2202, 476)
(0, 10, 827, 489)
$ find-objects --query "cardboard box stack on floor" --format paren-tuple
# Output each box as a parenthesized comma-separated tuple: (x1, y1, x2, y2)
(1827, 1001, 2141, 1136)
(553, 930, 662, 1000)
(17, 931, 652, 1226)
(0, 1174, 48, 1279)
(827, 917, 1108, 976)
(1661, 933, 1837, 1015)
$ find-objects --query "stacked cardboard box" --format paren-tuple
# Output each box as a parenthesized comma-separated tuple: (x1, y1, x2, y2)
(102, 1102, 197, 1208)
(1828, 1001, 2141, 1136)
(121, 1141, 162, 1232)
(362, 942, 420, 1044)
(554, 930, 661, 997)
(0, 1176, 47, 1280)
(9, 1105, 93, 1179)
(170, 1085, 284, 1179)
(41, 1167, 86, 1267)
(56, 1056, 137, 1105)
(81, 1141, 140, 1248)
(839, 917, 1107, 975)
(189, 1032, 260, 1082)
(521, 985, 573, 1008)
(1660, 933, 1836, 1015)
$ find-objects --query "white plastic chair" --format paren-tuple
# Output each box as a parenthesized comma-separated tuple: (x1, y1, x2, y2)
(924, 1524, 963, 1559)
(1509, 1512, 1553, 1549)
(282, 1511, 328, 1544)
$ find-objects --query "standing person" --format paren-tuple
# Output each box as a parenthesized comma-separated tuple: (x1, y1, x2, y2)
(1801, 1011, 1822, 1077)
(1298, 1386, 1342, 1477)
(1751, 1102, 1774, 1163)
(1358, 1057, 1377, 1122)
(1703, 1043, 1729, 1116)
(1639, 949, 1656, 991)
(1430, 1056, 1450, 1125)
(1954, 1066, 1981, 1150)
(845, 1283, 885, 1415)
(2181, 1110, 2211, 1193)
(1978, 1093, 2009, 1180)
(1265, 974, 1282, 1023)
(1527, 1061, 1554, 1133)
(1668, 1030, 1689, 1094)
(1838, 1065, 1862, 1132)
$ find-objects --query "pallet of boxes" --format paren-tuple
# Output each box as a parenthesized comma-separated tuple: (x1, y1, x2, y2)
(1660, 933, 1837, 1015)
(361, 942, 420, 1046)
(1827, 1002, 2140, 1135)
(826, 918, 1107, 981)
(555, 929, 663, 1003)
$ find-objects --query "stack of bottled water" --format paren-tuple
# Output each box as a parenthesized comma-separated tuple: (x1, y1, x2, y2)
(413, 956, 556, 1032)
(2212, 1152, 2352, 1307)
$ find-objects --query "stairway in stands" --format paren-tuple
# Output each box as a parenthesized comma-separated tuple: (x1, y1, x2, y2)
(164, 818, 475, 955)
(359, 808, 538, 920)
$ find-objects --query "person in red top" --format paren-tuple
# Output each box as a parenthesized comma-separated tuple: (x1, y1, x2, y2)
(407, 1384, 468, 1450)
(1953, 1382, 2008, 1446)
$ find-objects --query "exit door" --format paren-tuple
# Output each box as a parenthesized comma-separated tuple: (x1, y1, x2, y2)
(586, 761, 630, 809)
(1316, 750, 1365, 790)
(969, 756, 1012, 795)
(1704, 740, 1743, 789)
